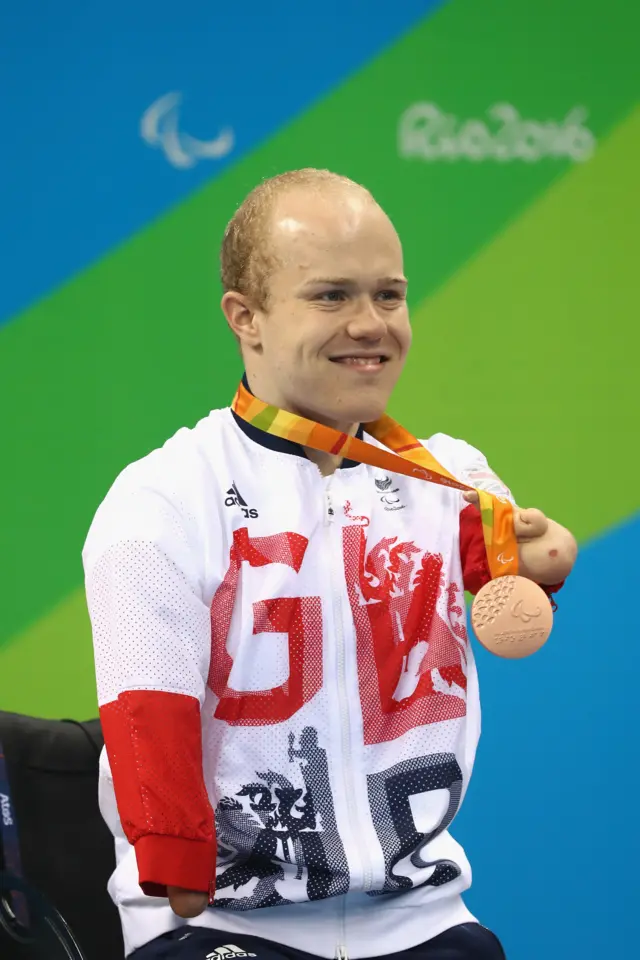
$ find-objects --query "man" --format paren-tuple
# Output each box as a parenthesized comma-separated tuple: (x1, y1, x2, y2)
(83, 169, 576, 960)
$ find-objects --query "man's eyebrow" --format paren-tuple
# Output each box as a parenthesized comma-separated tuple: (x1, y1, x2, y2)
(301, 277, 354, 286)
(300, 276, 408, 286)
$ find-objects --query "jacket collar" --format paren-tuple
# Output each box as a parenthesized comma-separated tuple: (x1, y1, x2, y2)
(230, 375, 365, 469)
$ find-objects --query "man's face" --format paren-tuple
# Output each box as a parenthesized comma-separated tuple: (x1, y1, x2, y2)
(244, 187, 411, 429)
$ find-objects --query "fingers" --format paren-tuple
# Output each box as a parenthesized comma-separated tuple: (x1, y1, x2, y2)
(463, 492, 548, 542)
(514, 508, 548, 538)
(167, 886, 209, 918)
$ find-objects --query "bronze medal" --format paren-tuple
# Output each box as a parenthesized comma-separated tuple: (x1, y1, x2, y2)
(471, 575, 553, 658)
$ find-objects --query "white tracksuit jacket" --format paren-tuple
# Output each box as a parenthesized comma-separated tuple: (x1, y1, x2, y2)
(83, 400, 536, 958)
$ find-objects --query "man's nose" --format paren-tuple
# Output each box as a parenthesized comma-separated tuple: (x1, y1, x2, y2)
(345, 298, 387, 340)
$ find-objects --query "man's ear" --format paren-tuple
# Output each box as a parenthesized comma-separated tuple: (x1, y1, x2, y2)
(221, 291, 263, 348)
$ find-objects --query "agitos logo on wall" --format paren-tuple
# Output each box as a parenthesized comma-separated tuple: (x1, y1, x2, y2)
(140, 91, 235, 169)
(398, 102, 597, 162)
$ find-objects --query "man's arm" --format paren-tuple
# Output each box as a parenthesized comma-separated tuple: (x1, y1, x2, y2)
(455, 442, 577, 592)
(84, 485, 215, 917)
(461, 494, 578, 584)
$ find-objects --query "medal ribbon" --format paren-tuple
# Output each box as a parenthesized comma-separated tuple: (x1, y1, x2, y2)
(232, 381, 518, 579)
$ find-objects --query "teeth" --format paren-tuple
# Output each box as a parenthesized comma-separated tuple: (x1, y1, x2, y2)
(336, 357, 382, 364)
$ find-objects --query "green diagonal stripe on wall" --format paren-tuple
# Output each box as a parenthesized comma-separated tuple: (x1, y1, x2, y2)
(2, 105, 639, 720)
(0, 591, 97, 719)
(392, 104, 640, 541)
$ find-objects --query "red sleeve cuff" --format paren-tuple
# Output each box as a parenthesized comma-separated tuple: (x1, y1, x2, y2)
(136, 834, 217, 898)
(539, 580, 565, 611)
(541, 581, 564, 594)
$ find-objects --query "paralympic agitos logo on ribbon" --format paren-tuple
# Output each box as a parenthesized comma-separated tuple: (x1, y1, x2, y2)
(398, 102, 596, 163)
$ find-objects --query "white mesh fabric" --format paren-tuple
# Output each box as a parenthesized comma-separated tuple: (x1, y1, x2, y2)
(84, 486, 211, 706)
(425, 434, 516, 504)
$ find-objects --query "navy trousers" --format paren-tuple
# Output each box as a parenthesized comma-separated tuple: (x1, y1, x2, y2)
(132, 923, 506, 960)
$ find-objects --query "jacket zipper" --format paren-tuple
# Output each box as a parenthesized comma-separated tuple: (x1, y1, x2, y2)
(324, 482, 374, 897)
(325, 483, 351, 960)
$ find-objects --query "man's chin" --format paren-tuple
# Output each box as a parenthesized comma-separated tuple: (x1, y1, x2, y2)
(296, 382, 393, 429)
(301, 403, 386, 432)
(339, 398, 389, 427)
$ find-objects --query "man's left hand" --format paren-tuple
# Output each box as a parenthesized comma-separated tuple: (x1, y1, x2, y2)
(462, 491, 577, 584)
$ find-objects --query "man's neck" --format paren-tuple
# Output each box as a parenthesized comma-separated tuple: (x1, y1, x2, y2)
(304, 440, 354, 478)
(243, 373, 359, 476)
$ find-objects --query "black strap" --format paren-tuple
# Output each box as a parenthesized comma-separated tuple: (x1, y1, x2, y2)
(0, 739, 86, 959)
(0, 739, 26, 921)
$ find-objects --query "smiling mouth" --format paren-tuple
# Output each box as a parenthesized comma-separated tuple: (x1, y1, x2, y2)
(329, 356, 389, 365)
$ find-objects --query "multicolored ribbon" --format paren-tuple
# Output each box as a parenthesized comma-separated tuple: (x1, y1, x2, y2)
(232, 381, 518, 580)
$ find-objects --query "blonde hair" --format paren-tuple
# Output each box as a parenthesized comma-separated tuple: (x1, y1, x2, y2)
(220, 168, 371, 310)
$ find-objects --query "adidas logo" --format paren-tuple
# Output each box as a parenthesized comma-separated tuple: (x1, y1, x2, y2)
(206, 946, 257, 959)
(224, 482, 258, 519)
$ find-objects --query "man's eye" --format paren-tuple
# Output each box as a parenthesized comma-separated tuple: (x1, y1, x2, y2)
(317, 290, 347, 302)
(376, 289, 402, 301)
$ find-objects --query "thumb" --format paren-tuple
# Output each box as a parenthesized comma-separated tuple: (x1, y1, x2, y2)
(514, 508, 548, 539)
(167, 886, 209, 919)
(462, 491, 479, 505)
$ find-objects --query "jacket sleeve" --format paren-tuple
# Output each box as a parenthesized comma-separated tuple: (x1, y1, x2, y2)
(83, 483, 216, 899)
